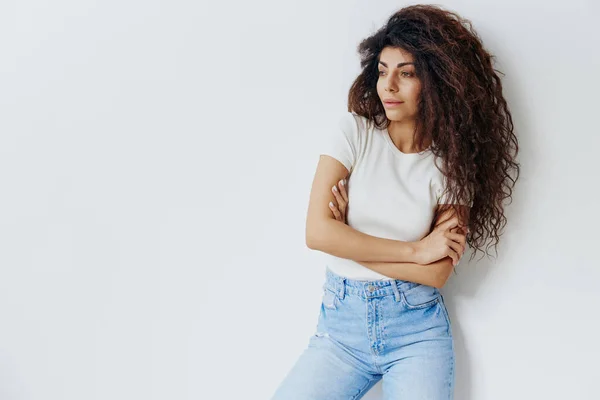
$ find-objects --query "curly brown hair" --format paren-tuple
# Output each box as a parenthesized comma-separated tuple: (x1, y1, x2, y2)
(347, 4, 520, 263)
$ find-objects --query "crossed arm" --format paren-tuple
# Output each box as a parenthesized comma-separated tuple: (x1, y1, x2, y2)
(353, 211, 466, 288)
(306, 156, 468, 289)
(335, 178, 468, 288)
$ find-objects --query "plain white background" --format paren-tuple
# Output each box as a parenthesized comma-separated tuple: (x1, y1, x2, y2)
(1, 0, 598, 399)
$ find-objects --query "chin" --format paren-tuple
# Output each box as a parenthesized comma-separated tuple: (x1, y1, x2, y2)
(387, 110, 416, 121)
(384, 110, 403, 120)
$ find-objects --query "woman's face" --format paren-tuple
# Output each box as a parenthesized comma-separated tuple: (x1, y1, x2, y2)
(376, 47, 422, 122)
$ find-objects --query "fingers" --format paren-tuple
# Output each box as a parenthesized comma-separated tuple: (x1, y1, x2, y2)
(331, 180, 347, 212)
(444, 231, 466, 248)
(328, 178, 349, 222)
(446, 237, 464, 258)
(444, 228, 468, 266)
(337, 179, 349, 203)
(447, 248, 459, 266)
(329, 201, 343, 221)
(443, 232, 466, 262)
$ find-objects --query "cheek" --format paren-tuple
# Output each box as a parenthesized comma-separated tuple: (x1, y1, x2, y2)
(398, 83, 420, 104)
(409, 82, 421, 99)
(376, 81, 384, 98)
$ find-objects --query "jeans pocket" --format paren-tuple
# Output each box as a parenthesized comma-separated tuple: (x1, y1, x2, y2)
(401, 284, 441, 309)
(321, 288, 338, 310)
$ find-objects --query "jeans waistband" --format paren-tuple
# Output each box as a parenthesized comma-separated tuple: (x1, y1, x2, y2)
(324, 267, 428, 301)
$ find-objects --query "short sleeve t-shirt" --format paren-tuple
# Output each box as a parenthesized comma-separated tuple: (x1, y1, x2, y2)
(319, 111, 472, 281)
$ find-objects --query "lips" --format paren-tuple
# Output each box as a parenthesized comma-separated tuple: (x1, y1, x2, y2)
(383, 100, 404, 108)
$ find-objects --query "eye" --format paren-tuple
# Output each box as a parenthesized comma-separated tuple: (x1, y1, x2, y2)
(378, 70, 414, 77)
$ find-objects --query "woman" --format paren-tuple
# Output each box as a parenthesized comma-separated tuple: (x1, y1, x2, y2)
(272, 4, 519, 399)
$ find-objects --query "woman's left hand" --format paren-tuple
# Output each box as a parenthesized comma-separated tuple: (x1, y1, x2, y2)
(329, 178, 349, 223)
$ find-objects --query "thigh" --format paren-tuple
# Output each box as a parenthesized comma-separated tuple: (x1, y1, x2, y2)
(271, 335, 379, 400)
(381, 338, 455, 400)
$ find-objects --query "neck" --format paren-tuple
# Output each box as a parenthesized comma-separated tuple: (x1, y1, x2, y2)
(387, 119, 431, 153)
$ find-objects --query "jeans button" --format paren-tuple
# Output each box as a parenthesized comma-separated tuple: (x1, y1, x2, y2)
(368, 285, 375, 292)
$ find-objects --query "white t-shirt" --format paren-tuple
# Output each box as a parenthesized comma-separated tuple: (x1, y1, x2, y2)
(319, 111, 472, 281)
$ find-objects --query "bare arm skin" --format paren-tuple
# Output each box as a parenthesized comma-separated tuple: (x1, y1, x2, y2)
(355, 259, 452, 288)
(306, 219, 419, 263)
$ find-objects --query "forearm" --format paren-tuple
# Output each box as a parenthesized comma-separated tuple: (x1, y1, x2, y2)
(355, 257, 454, 288)
(306, 219, 418, 263)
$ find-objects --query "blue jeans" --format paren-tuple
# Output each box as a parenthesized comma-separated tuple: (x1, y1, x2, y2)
(271, 268, 455, 400)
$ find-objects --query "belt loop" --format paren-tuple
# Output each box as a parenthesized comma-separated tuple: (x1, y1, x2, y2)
(391, 280, 401, 302)
(338, 278, 346, 300)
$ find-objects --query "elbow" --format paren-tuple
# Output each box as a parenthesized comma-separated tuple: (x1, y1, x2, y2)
(305, 218, 337, 251)
(305, 233, 319, 250)
(432, 278, 447, 290)
(432, 279, 446, 290)
(305, 220, 328, 250)
(432, 258, 455, 289)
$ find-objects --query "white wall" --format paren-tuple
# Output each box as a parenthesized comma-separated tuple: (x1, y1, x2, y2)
(1, 0, 598, 399)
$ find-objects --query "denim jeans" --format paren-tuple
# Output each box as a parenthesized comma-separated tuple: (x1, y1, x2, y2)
(271, 268, 455, 400)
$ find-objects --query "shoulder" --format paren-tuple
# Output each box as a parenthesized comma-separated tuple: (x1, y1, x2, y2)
(336, 111, 359, 131)
(335, 111, 372, 142)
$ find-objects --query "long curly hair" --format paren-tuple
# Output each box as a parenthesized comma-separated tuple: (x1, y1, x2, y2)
(348, 4, 520, 262)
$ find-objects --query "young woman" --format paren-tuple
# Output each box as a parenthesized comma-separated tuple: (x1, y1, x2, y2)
(272, 5, 519, 399)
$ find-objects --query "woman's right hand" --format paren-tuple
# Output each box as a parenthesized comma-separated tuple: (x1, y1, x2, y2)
(415, 216, 467, 266)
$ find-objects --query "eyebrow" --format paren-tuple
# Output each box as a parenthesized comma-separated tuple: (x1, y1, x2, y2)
(378, 61, 415, 68)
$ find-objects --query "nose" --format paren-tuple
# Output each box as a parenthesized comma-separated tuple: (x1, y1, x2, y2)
(384, 76, 398, 93)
